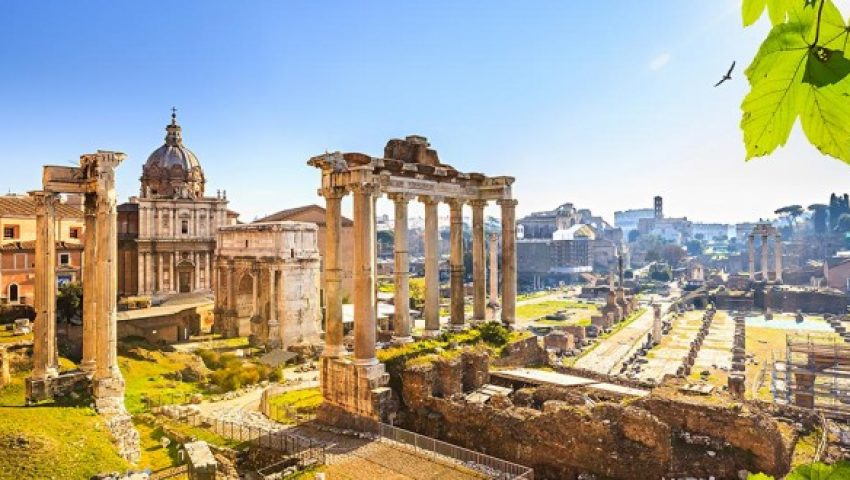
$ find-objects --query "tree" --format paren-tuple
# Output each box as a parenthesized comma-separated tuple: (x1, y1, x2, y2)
(56, 282, 82, 324)
(808, 203, 829, 233)
(685, 240, 703, 256)
(661, 245, 686, 266)
(645, 249, 661, 263)
(741, 0, 850, 164)
(774, 205, 804, 231)
(836, 212, 850, 232)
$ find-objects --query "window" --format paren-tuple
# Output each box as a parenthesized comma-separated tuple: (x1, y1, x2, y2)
(8, 284, 19, 303)
(181, 220, 189, 235)
(69, 227, 80, 239)
(59, 253, 70, 266)
(3, 225, 18, 240)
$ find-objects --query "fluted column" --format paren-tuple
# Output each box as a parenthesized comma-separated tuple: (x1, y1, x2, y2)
(761, 234, 770, 281)
(498, 199, 518, 327)
(89, 151, 125, 399)
(194, 252, 200, 291)
(748, 235, 755, 280)
(774, 234, 782, 282)
(390, 193, 413, 343)
(252, 267, 259, 317)
(81, 193, 98, 374)
(170, 252, 176, 292)
(448, 199, 466, 330)
(322, 187, 347, 357)
(206, 253, 212, 289)
(352, 183, 378, 365)
(30, 191, 59, 380)
(470, 200, 487, 322)
(488, 233, 500, 308)
(420, 196, 441, 337)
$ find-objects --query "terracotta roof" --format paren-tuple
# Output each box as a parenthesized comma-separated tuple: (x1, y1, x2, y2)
(256, 204, 353, 227)
(0, 240, 84, 251)
(0, 196, 83, 218)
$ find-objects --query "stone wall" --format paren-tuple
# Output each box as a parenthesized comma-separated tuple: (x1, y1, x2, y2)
(760, 287, 849, 314)
(491, 336, 547, 367)
(397, 353, 796, 479)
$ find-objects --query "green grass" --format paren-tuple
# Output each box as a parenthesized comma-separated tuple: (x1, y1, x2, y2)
(267, 387, 323, 425)
(518, 300, 598, 322)
(0, 374, 129, 480)
(0, 329, 32, 344)
(119, 349, 205, 414)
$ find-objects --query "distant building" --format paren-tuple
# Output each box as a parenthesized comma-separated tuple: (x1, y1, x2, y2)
(614, 208, 655, 238)
(825, 253, 850, 292)
(692, 223, 731, 241)
(517, 202, 621, 288)
(0, 195, 85, 305)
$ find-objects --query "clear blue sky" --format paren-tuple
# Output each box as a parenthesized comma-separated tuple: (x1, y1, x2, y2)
(2, 1, 850, 224)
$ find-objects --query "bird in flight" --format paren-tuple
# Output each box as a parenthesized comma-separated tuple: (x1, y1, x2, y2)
(714, 61, 735, 87)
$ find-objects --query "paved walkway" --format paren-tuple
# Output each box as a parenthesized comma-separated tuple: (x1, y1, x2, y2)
(574, 306, 658, 375)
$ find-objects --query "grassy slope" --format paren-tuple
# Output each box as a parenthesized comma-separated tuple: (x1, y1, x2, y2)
(0, 375, 128, 480)
(119, 350, 204, 414)
(517, 300, 597, 322)
(267, 387, 323, 425)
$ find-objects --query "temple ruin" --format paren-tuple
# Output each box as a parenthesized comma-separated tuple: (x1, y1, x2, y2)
(26, 151, 139, 461)
(748, 223, 782, 282)
(308, 135, 517, 425)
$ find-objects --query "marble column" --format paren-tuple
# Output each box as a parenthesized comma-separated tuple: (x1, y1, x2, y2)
(206, 253, 212, 289)
(81, 193, 98, 373)
(774, 234, 782, 282)
(390, 193, 413, 343)
(352, 183, 378, 365)
(761, 234, 770, 281)
(448, 199, 465, 331)
(194, 252, 200, 291)
(470, 200, 487, 322)
(748, 235, 755, 281)
(322, 187, 347, 357)
(90, 152, 125, 399)
(268, 266, 280, 348)
(420, 196, 441, 337)
(498, 199, 518, 327)
(488, 233, 500, 308)
(157, 252, 164, 293)
(30, 191, 59, 380)
(170, 252, 176, 293)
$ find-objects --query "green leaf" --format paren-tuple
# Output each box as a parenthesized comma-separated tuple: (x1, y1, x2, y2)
(803, 47, 850, 87)
(798, 77, 850, 160)
(744, 0, 768, 26)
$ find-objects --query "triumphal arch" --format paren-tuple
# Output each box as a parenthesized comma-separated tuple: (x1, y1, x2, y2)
(308, 135, 516, 425)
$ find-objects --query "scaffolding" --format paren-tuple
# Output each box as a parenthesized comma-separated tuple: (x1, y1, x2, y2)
(773, 334, 850, 420)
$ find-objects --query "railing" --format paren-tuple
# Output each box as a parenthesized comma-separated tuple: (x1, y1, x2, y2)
(377, 423, 534, 479)
(145, 395, 327, 472)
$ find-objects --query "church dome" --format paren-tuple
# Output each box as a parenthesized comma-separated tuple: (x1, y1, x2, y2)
(140, 110, 205, 199)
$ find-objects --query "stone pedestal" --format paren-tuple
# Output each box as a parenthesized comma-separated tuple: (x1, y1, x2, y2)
(318, 357, 395, 426)
(728, 373, 745, 399)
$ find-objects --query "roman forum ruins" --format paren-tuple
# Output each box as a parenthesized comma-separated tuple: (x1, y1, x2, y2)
(212, 221, 322, 349)
(309, 135, 517, 423)
(26, 151, 139, 461)
(748, 223, 782, 282)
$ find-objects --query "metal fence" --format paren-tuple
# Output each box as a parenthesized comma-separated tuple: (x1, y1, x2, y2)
(377, 423, 534, 479)
(145, 395, 327, 471)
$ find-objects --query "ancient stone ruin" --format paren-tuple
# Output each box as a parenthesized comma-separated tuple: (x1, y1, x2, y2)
(25, 151, 140, 461)
(307, 135, 517, 426)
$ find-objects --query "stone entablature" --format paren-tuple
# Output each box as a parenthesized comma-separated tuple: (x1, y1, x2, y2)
(213, 222, 321, 349)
